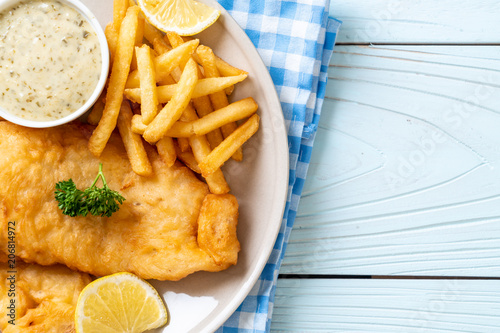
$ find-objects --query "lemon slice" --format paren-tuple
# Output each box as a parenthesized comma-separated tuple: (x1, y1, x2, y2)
(75, 272, 168, 333)
(138, 0, 220, 36)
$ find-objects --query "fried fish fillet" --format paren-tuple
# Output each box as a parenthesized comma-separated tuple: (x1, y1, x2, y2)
(0, 121, 239, 280)
(0, 260, 91, 333)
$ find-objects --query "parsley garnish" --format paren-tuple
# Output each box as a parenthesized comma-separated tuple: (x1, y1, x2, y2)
(55, 163, 125, 217)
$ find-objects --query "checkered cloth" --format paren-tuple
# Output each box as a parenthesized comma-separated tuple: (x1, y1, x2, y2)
(215, 1, 340, 332)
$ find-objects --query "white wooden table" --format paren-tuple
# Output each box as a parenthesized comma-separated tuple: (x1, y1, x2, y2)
(271, 1, 500, 331)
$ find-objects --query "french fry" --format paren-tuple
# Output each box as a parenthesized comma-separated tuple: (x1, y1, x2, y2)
(223, 84, 234, 96)
(215, 56, 248, 76)
(143, 39, 176, 86)
(112, 0, 129, 31)
(87, 96, 104, 125)
(216, 56, 247, 95)
(161, 121, 192, 137)
(189, 135, 230, 194)
(124, 74, 247, 104)
(105, 23, 119, 64)
(135, 44, 158, 124)
(197, 45, 242, 161)
(144, 21, 169, 47)
(153, 37, 171, 55)
(199, 114, 260, 176)
(131, 114, 147, 134)
(178, 34, 247, 76)
(187, 29, 248, 77)
(191, 97, 258, 136)
(175, 144, 201, 174)
(135, 15, 144, 46)
(156, 137, 176, 167)
(125, 39, 199, 89)
(160, 97, 258, 138)
(143, 58, 198, 143)
(116, 100, 153, 177)
(165, 31, 184, 48)
(189, 51, 242, 95)
(129, 15, 145, 72)
(178, 104, 230, 194)
(176, 137, 190, 152)
(88, 5, 140, 157)
(192, 95, 223, 150)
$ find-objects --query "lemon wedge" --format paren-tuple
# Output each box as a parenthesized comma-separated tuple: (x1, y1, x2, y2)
(138, 0, 220, 36)
(75, 272, 168, 333)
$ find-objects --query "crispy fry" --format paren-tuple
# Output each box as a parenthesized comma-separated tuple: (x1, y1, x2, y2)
(143, 58, 198, 143)
(153, 37, 171, 55)
(161, 121, 192, 137)
(224, 84, 234, 96)
(179, 34, 247, 76)
(175, 144, 201, 174)
(117, 100, 153, 176)
(156, 137, 176, 167)
(175, 33, 245, 96)
(161, 97, 258, 138)
(112, 0, 129, 31)
(169, 66, 183, 82)
(216, 56, 247, 95)
(129, 15, 145, 72)
(189, 134, 229, 194)
(192, 97, 258, 136)
(126, 39, 199, 88)
(88, 5, 140, 157)
(135, 44, 158, 124)
(215, 56, 248, 76)
(105, 23, 119, 64)
(180, 34, 248, 78)
(87, 95, 105, 125)
(192, 95, 223, 149)
(124, 74, 247, 104)
(197, 45, 242, 161)
(176, 137, 190, 152)
(144, 21, 169, 47)
(179, 105, 230, 194)
(135, 15, 144, 46)
(131, 114, 147, 134)
(200, 114, 260, 176)
(165, 31, 184, 48)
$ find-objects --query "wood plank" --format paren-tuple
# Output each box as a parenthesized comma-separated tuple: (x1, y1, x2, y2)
(271, 278, 500, 332)
(281, 45, 500, 276)
(331, 0, 500, 44)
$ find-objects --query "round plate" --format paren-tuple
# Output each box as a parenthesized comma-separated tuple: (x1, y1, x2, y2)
(83, 0, 289, 331)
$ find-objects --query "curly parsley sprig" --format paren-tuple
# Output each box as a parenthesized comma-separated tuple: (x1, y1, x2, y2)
(55, 163, 125, 217)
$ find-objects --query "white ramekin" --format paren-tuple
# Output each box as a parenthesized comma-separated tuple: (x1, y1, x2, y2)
(0, 0, 109, 128)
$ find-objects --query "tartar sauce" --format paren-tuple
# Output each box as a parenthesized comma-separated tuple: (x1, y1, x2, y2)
(0, 0, 102, 121)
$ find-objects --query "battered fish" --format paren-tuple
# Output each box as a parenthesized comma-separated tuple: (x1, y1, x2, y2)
(0, 261, 91, 332)
(0, 121, 240, 280)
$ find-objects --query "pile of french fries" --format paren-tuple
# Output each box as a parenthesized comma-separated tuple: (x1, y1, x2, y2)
(87, 0, 259, 194)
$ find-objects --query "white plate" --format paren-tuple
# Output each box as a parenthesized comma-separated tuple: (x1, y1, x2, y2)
(82, 0, 289, 332)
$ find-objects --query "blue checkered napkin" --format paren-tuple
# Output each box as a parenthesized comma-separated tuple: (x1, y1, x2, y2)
(214, 0, 340, 332)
